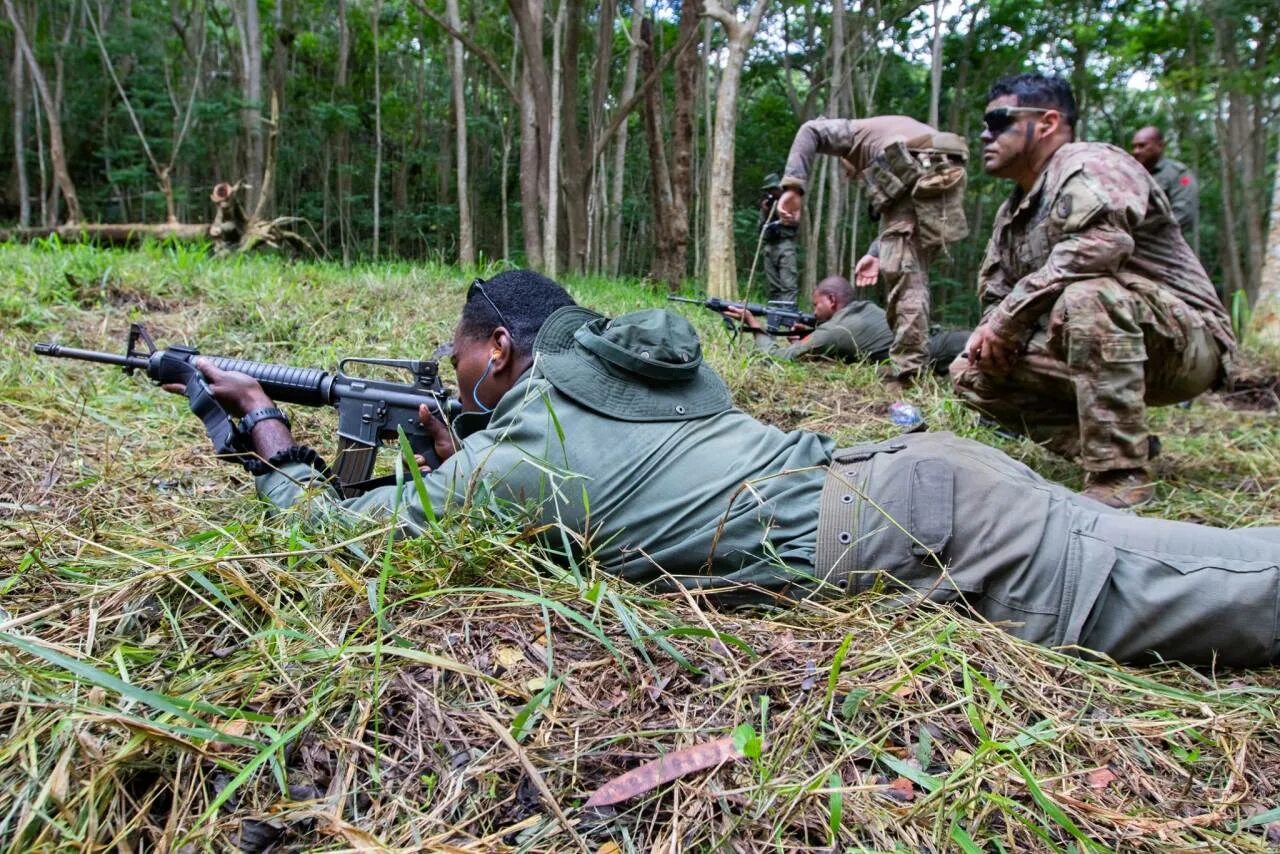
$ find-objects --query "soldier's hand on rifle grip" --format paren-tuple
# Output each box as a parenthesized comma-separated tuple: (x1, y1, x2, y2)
(417, 403, 458, 470)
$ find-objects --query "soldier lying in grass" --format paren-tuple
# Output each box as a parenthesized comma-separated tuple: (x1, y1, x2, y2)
(723, 275, 967, 374)
(171, 269, 1280, 668)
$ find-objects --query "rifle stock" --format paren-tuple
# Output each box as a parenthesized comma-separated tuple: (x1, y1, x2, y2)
(666, 295, 816, 335)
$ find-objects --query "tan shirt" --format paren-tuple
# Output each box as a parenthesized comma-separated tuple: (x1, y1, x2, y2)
(781, 116, 938, 191)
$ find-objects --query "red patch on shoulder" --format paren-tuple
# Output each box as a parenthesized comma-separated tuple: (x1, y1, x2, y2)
(1180, 175, 1192, 186)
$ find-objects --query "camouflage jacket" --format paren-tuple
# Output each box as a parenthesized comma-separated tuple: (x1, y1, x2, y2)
(979, 142, 1234, 360)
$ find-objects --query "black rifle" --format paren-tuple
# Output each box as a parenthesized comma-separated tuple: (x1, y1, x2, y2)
(34, 323, 462, 497)
(667, 295, 816, 336)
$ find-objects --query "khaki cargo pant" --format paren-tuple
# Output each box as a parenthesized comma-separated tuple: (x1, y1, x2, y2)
(877, 196, 936, 380)
(950, 276, 1222, 472)
(763, 238, 799, 304)
(815, 433, 1280, 666)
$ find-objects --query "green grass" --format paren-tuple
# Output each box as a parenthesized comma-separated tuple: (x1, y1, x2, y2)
(1, 241, 1279, 851)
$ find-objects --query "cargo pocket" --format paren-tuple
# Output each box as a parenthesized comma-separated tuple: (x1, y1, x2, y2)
(1074, 539, 1280, 666)
(908, 459, 952, 565)
(862, 158, 908, 213)
(911, 164, 969, 250)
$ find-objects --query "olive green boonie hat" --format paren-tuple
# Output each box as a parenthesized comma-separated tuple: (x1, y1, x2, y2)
(761, 172, 782, 191)
(535, 306, 733, 422)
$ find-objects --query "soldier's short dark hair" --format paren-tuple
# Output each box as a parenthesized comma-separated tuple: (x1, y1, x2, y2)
(987, 74, 1078, 134)
(816, 276, 856, 307)
(459, 270, 576, 355)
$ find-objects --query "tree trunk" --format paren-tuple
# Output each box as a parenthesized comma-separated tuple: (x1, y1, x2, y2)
(234, 0, 265, 212)
(11, 36, 31, 227)
(608, 0, 644, 276)
(640, 18, 676, 284)
(371, 0, 382, 258)
(544, 0, 566, 276)
(511, 0, 548, 268)
(558, 0, 588, 273)
(823, 0, 847, 285)
(446, 0, 474, 265)
(4, 0, 82, 223)
(1251, 134, 1280, 343)
(702, 0, 769, 299)
(928, 0, 942, 128)
(335, 0, 352, 263)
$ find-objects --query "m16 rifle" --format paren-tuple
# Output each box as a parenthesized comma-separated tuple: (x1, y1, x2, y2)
(34, 323, 462, 496)
(667, 296, 816, 336)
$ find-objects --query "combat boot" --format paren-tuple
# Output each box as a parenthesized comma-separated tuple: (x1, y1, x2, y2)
(1081, 468, 1156, 509)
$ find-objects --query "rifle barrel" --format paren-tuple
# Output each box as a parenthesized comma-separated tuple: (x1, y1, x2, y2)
(33, 342, 149, 371)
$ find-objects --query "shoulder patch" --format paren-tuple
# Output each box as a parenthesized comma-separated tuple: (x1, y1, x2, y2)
(1180, 175, 1192, 186)
(1051, 171, 1108, 232)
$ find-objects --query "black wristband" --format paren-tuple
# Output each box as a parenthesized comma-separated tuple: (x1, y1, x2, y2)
(238, 407, 291, 437)
(242, 444, 335, 481)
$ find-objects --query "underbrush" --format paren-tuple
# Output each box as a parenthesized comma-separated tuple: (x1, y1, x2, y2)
(1, 242, 1278, 851)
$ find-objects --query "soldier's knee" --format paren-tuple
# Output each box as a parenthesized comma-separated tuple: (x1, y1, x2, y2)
(1059, 277, 1127, 315)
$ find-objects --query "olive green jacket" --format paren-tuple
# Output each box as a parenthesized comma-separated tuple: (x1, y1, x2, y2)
(751, 301, 893, 362)
(258, 367, 833, 593)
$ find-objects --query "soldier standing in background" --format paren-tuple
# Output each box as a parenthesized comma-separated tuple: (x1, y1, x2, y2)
(776, 117, 969, 389)
(952, 74, 1235, 509)
(1130, 126, 1200, 251)
(758, 174, 799, 304)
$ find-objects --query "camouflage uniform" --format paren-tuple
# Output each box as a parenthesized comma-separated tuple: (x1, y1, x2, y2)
(758, 186, 800, 304)
(951, 142, 1236, 472)
(1148, 156, 1199, 251)
(750, 299, 965, 375)
(782, 118, 969, 380)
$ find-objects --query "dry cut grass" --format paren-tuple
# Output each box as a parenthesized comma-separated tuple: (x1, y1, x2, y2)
(2, 240, 1280, 851)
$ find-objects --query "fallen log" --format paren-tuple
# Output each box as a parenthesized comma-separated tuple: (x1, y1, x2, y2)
(0, 183, 315, 256)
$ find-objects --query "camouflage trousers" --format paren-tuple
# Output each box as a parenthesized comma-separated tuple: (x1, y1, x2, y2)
(878, 197, 938, 380)
(763, 238, 799, 304)
(950, 276, 1223, 472)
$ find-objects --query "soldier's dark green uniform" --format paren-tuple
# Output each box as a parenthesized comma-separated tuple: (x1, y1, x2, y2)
(1148, 157, 1199, 250)
(257, 307, 1280, 667)
(758, 174, 799, 304)
(748, 300, 966, 373)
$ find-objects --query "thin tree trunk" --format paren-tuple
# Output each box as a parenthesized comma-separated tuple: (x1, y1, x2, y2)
(335, 0, 351, 263)
(928, 0, 942, 128)
(1252, 138, 1280, 343)
(11, 38, 31, 227)
(232, 0, 265, 211)
(823, 0, 846, 287)
(4, 0, 82, 222)
(702, 0, 769, 299)
(372, 0, 382, 258)
(445, 0, 474, 265)
(608, 0, 644, 275)
(511, 0, 547, 268)
(545, 0, 566, 276)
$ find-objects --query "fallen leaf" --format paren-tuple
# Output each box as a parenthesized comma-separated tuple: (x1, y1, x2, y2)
(495, 646, 523, 669)
(584, 735, 744, 807)
(597, 843, 622, 854)
(1087, 768, 1117, 789)
(884, 776, 915, 802)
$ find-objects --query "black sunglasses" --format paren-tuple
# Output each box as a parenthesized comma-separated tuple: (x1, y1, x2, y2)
(983, 106, 1051, 136)
(467, 277, 513, 331)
